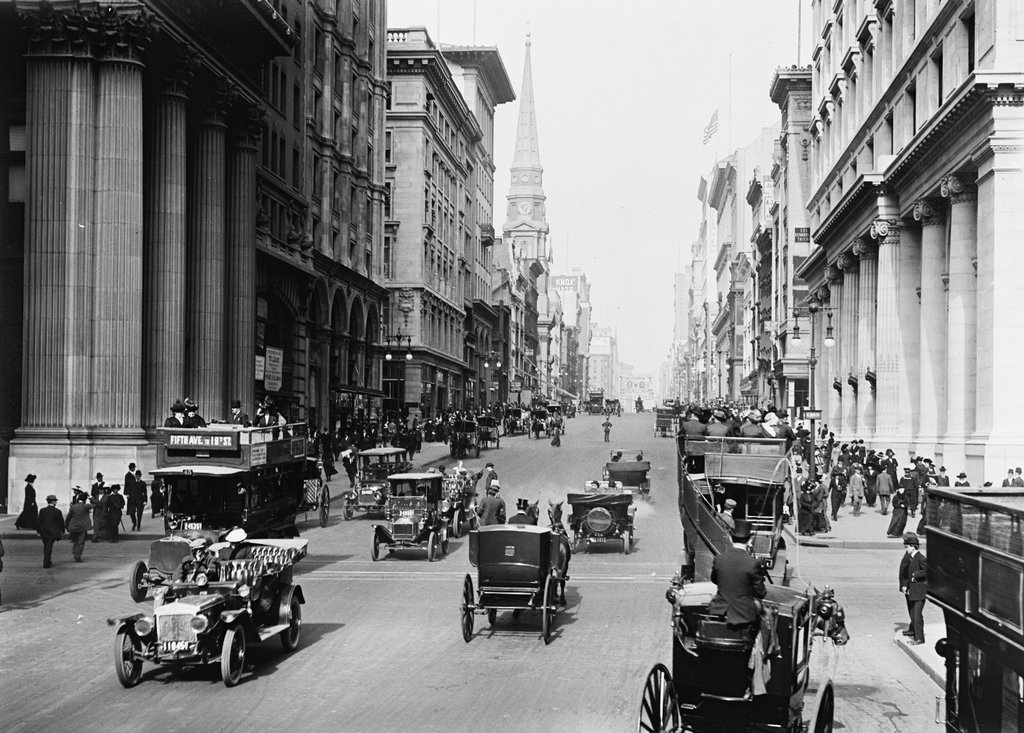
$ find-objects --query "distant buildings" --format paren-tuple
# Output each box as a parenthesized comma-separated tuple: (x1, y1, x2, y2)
(589, 326, 619, 399)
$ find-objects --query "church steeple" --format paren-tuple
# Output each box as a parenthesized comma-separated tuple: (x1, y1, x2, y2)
(505, 33, 548, 244)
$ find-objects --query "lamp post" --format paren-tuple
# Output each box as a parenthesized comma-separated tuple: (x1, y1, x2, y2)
(790, 300, 834, 489)
(483, 350, 502, 406)
(382, 329, 413, 363)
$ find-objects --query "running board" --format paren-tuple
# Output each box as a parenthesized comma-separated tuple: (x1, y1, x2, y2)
(258, 624, 289, 642)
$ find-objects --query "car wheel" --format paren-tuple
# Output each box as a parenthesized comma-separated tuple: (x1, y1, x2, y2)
(114, 628, 143, 688)
(460, 574, 475, 643)
(427, 531, 437, 562)
(624, 529, 632, 555)
(128, 560, 148, 603)
(221, 625, 246, 687)
(371, 536, 381, 561)
(280, 597, 302, 652)
(319, 488, 330, 528)
(441, 528, 450, 555)
(451, 508, 463, 539)
(344, 502, 353, 521)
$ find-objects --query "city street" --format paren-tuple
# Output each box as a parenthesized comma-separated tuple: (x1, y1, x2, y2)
(0, 414, 941, 732)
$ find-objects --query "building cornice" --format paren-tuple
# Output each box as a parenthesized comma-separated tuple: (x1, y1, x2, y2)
(811, 172, 882, 244)
(794, 244, 827, 285)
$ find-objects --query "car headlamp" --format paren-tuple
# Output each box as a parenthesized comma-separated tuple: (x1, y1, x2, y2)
(189, 615, 209, 633)
(194, 572, 209, 587)
(134, 617, 153, 636)
(238, 584, 251, 598)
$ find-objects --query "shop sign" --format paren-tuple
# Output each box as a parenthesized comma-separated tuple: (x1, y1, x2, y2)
(794, 227, 810, 243)
(255, 354, 265, 381)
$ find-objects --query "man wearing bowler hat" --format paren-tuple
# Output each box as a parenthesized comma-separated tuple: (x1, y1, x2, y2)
(229, 399, 250, 427)
(899, 532, 928, 644)
(37, 495, 65, 569)
(709, 519, 766, 628)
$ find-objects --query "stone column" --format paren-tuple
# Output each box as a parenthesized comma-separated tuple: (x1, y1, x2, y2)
(871, 216, 901, 442)
(853, 237, 877, 439)
(837, 252, 859, 438)
(940, 175, 977, 471)
(225, 103, 261, 413)
(974, 141, 1024, 471)
(186, 82, 233, 416)
(895, 221, 922, 449)
(19, 26, 96, 431)
(143, 49, 198, 430)
(913, 199, 947, 455)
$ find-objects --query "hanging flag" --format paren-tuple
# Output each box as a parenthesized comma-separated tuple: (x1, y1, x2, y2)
(702, 109, 719, 145)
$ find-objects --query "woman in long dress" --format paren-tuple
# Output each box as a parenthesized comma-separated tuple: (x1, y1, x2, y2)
(15, 474, 38, 530)
(887, 488, 909, 537)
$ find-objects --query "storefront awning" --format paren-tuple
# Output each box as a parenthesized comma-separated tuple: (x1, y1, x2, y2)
(554, 387, 579, 400)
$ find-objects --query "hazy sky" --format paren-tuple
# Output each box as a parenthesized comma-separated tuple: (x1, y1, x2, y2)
(386, 0, 806, 377)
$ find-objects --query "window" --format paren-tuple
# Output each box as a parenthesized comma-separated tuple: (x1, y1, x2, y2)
(907, 84, 918, 136)
(293, 84, 301, 126)
(292, 147, 301, 188)
(332, 171, 340, 212)
(314, 27, 324, 74)
(383, 235, 393, 278)
(384, 181, 392, 219)
(312, 155, 322, 199)
(980, 553, 1023, 632)
(385, 130, 392, 163)
(965, 12, 976, 73)
(293, 22, 302, 64)
(932, 44, 944, 104)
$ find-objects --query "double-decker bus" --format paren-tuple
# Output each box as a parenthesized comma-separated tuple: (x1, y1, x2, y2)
(926, 486, 1024, 731)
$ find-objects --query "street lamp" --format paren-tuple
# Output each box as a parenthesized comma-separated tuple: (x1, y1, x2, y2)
(790, 299, 834, 489)
(383, 330, 413, 362)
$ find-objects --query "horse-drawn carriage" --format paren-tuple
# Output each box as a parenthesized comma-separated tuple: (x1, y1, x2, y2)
(477, 416, 501, 450)
(530, 408, 548, 439)
(637, 576, 847, 732)
(546, 402, 564, 436)
(450, 418, 481, 459)
(605, 449, 651, 500)
(504, 407, 526, 436)
(567, 490, 636, 554)
(459, 525, 569, 644)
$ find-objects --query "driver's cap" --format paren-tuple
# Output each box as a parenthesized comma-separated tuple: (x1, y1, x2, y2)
(225, 528, 247, 543)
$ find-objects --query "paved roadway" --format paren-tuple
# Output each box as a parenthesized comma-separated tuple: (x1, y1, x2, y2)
(0, 414, 941, 732)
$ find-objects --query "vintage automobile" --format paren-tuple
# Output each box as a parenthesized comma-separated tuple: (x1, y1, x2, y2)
(586, 390, 605, 415)
(637, 574, 847, 732)
(154, 423, 310, 544)
(459, 525, 568, 644)
(567, 490, 636, 554)
(372, 472, 449, 561)
(128, 536, 194, 603)
(529, 408, 548, 439)
(343, 447, 411, 519)
(476, 416, 501, 450)
(504, 407, 526, 436)
(654, 407, 677, 437)
(604, 449, 652, 500)
(449, 418, 481, 459)
(110, 532, 308, 688)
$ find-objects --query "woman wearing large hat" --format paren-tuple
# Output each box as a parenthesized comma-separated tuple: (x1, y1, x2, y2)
(15, 473, 39, 530)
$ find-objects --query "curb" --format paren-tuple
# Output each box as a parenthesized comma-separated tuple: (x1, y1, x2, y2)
(784, 527, 921, 551)
(894, 628, 945, 689)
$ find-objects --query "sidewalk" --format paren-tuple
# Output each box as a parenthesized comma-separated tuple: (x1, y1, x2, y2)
(785, 500, 926, 550)
(894, 622, 947, 688)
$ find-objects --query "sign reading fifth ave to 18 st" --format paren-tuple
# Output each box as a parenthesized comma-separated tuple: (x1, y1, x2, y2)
(166, 432, 240, 452)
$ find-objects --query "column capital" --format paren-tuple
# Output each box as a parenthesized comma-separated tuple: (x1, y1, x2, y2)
(825, 263, 844, 283)
(940, 174, 977, 204)
(92, 7, 158, 63)
(813, 284, 832, 304)
(836, 251, 858, 272)
(851, 236, 876, 258)
(20, 3, 96, 57)
(230, 102, 265, 149)
(198, 79, 238, 126)
(869, 217, 900, 244)
(160, 45, 202, 97)
(912, 198, 946, 226)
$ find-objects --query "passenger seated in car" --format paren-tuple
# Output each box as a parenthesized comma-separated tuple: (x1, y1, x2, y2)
(708, 519, 766, 630)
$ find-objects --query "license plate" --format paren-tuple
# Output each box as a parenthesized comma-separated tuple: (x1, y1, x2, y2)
(592, 537, 605, 543)
(182, 522, 202, 530)
(162, 640, 193, 653)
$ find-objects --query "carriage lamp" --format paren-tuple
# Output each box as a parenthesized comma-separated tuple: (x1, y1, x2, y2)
(791, 322, 801, 343)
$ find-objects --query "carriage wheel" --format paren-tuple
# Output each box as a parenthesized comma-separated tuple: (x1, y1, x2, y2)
(812, 684, 834, 733)
(319, 487, 330, 528)
(637, 663, 680, 733)
(460, 574, 475, 643)
(624, 529, 632, 555)
(541, 574, 556, 645)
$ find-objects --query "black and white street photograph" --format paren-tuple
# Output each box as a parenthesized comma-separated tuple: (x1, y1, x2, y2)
(0, 1, 1022, 731)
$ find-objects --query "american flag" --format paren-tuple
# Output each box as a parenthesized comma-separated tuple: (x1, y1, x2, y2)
(702, 109, 719, 145)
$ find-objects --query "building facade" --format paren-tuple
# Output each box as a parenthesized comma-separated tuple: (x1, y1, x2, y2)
(589, 325, 619, 399)
(797, 0, 1024, 477)
(2, 0, 387, 510)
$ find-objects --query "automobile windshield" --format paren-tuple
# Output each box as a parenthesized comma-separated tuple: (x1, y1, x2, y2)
(392, 480, 431, 497)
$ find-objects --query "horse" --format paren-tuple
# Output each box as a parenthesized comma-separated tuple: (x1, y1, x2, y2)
(548, 500, 572, 605)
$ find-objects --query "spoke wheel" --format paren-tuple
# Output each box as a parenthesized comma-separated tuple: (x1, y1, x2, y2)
(638, 663, 680, 733)
(460, 574, 475, 642)
(451, 508, 463, 538)
(441, 528, 449, 555)
(427, 531, 437, 562)
(624, 529, 632, 555)
(280, 597, 302, 652)
(343, 502, 353, 521)
(542, 574, 555, 645)
(114, 629, 143, 688)
(220, 626, 246, 688)
(371, 536, 381, 561)
(128, 560, 148, 602)
(319, 488, 330, 528)
(812, 684, 834, 733)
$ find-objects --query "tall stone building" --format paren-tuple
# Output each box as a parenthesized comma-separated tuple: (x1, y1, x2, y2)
(797, 0, 1024, 477)
(0, 0, 388, 510)
(589, 325, 619, 399)
(384, 27, 512, 418)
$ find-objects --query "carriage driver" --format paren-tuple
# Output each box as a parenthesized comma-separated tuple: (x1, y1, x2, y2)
(708, 519, 767, 629)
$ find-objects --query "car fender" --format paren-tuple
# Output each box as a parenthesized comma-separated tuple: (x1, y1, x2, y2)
(219, 609, 259, 639)
(107, 612, 145, 629)
(278, 584, 305, 622)
(372, 524, 393, 543)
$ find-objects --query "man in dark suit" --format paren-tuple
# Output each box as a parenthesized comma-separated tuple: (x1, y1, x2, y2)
(128, 470, 147, 531)
(229, 399, 250, 426)
(37, 495, 65, 568)
(475, 484, 506, 526)
(709, 519, 766, 627)
(899, 531, 928, 644)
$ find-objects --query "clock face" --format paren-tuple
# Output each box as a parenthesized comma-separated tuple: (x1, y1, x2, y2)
(517, 201, 532, 216)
